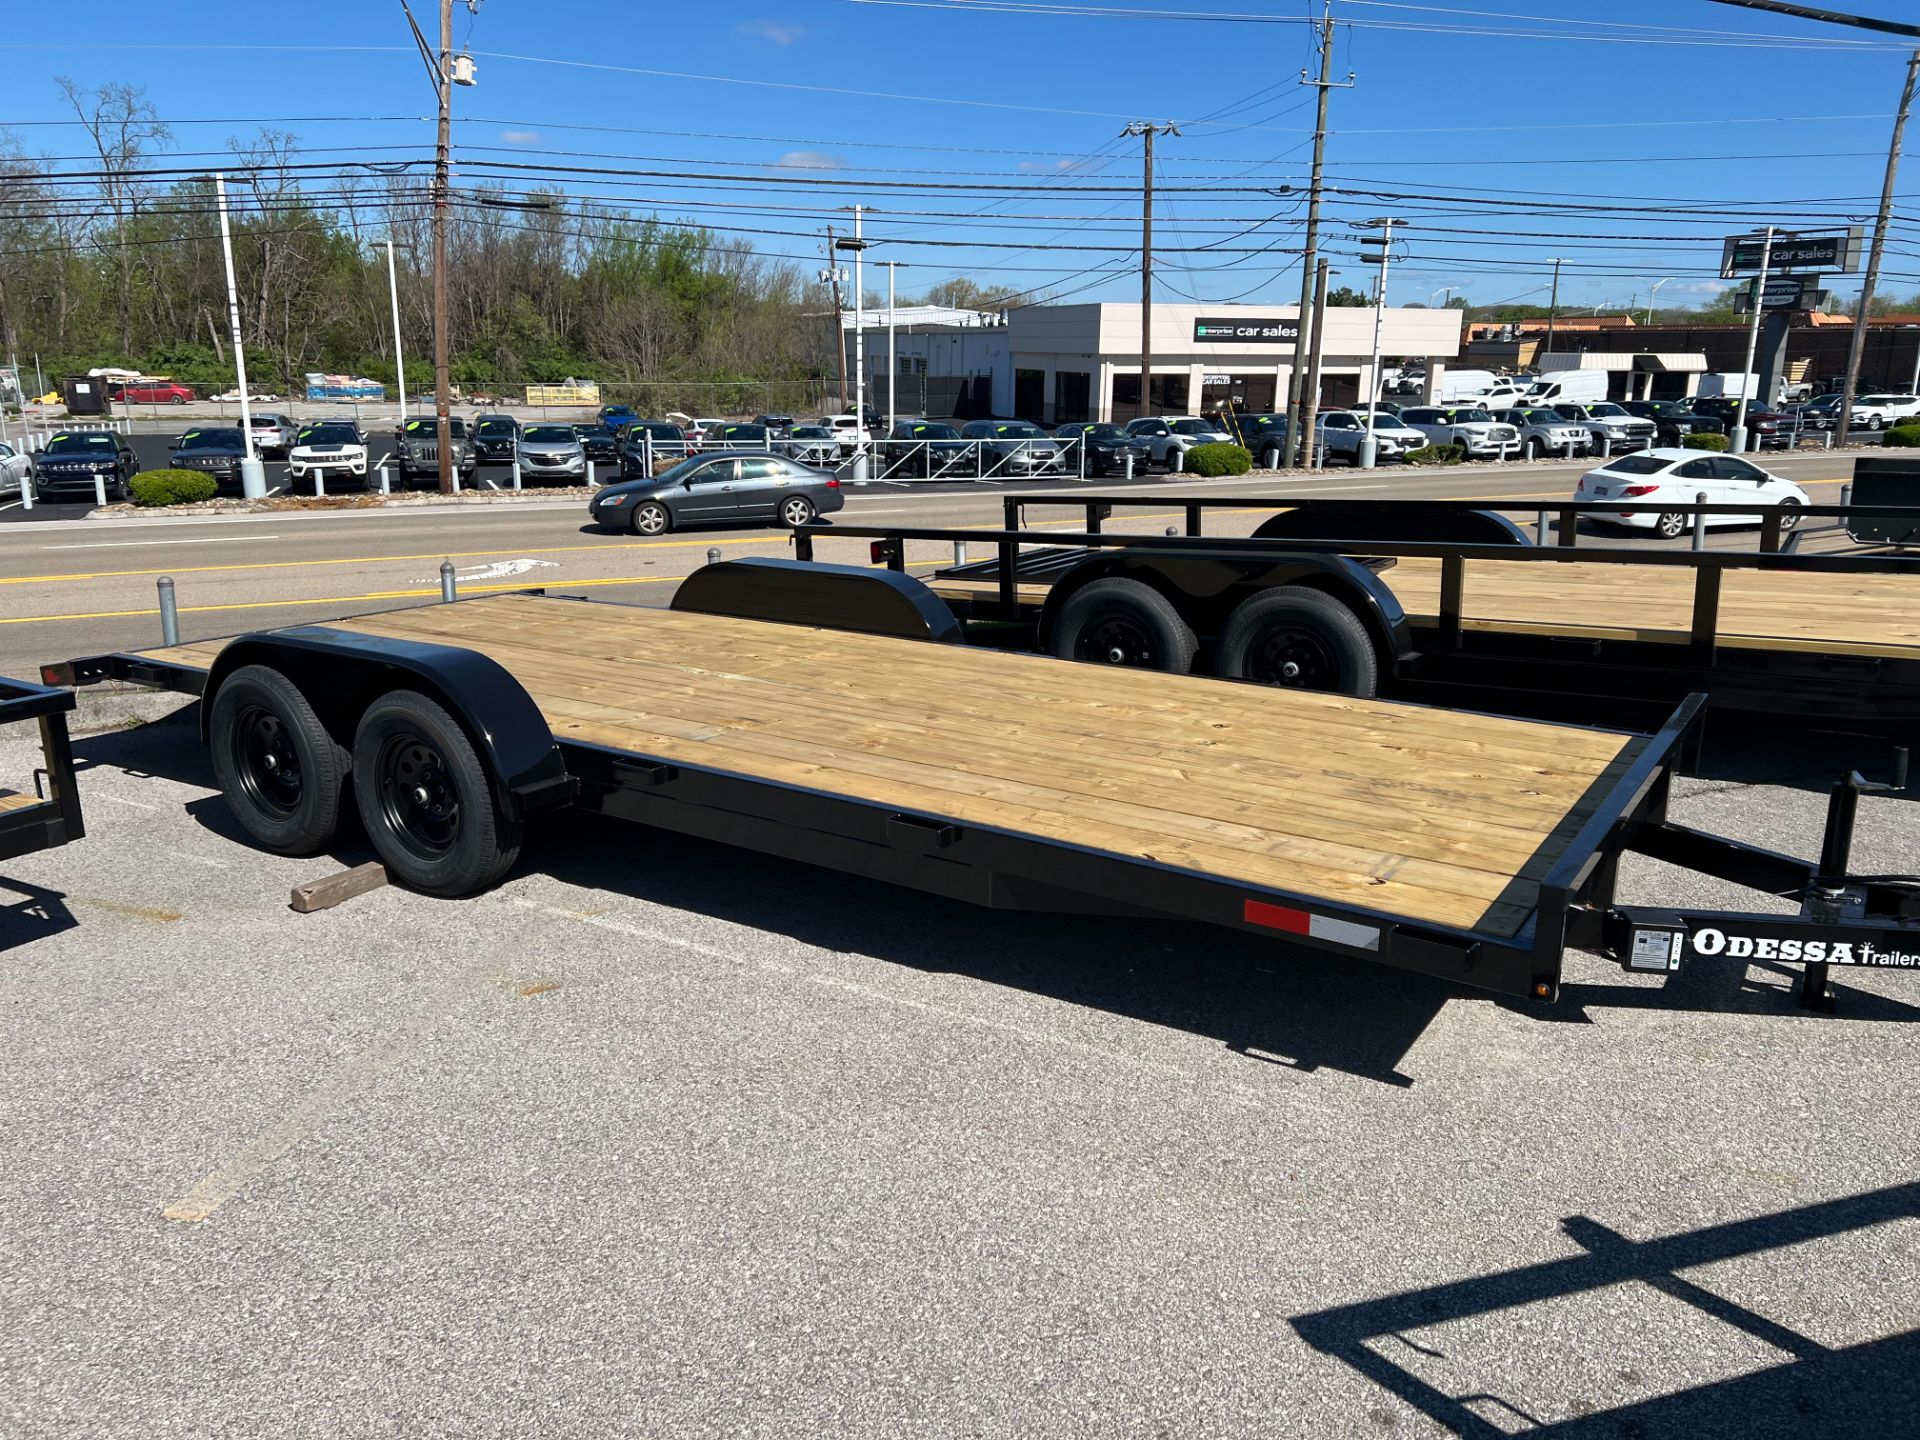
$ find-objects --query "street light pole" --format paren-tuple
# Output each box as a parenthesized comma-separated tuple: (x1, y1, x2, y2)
(1732, 226, 1775, 453)
(877, 260, 904, 433)
(212, 172, 266, 499)
(384, 239, 407, 423)
(1647, 277, 1673, 327)
(1358, 218, 1400, 470)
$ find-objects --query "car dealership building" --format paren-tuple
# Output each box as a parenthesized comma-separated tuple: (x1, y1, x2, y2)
(845, 301, 1465, 424)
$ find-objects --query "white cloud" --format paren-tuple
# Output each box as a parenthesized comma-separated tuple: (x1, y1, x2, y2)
(1017, 159, 1076, 172)
(500, 130, 541, 146)
(735, 19, 803, 44)
(776, 150, 841, 170)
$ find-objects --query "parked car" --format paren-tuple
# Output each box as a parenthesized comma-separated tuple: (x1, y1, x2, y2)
(287, 421, 369, 488)
(1742, 407, 1797, 449)
(773, 423, 841, 468)
(879, 420, 972, 478)
(688, 417, 728, 450)
(1121, 415, 1232, 471)
(1317, 408, 1429, 463)
(1573, 448, 1809, 538)
(168, 426, 250, 495)
(616, 420, 690, 476)
(1849, 393, 1920, 430)
(598, 404, 639, 430)
(1543, 402, 1657, 454)
(395, 416, 476, 485)
(572, 423, 620, 463)
(0, 441, 29, 496)
(1784, 394, 1842, 431)
(30, 430, 137, 501)
(471, 414, 520, 463)
(516, 423, 588, 485)
(1682, 396, 1752, 430)
(819, 414, 871, 455)
(588, 451, 845, 535)
(1620, 401, 1725, 447)
(1051, 421, 1134, 476)
(113, 380, 194, 405)
(247, 412, 295, 459)
(210, 388, 280, 403)
(1492, 406, 1592, 460)
(703, 422, 770, 451)
(959, 419, 1067, 474)
(752, 413, 795, 436)
(1232, 413, 1291, 468)
(1397, 406, 1522, 460)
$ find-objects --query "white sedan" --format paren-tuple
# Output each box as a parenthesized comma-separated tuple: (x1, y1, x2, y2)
(0, 441, 30, 496)
(1573, 447, 1810, 539)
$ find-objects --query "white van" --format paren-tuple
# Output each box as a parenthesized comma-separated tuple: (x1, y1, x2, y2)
(1434, 369, 1502, 403)
(1523, 370, 1610, 406)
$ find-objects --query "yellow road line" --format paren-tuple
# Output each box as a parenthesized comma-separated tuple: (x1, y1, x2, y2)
(0, 574, 685, 626)
(0, 533, 785, 586)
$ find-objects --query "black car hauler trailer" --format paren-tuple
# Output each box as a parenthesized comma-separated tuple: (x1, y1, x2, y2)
(44, 579, 1920, 1011)
(809, 494, 1920, 733)
(0, 675, 85, 863)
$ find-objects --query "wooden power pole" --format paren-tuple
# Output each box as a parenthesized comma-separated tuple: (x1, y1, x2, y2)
(1839, 48, 1919, 444)
(432, 0, 453, 493)
(1124, 121, 1178, 422)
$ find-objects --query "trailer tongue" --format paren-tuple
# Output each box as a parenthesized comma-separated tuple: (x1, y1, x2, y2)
(46, 579, 1920, 1011)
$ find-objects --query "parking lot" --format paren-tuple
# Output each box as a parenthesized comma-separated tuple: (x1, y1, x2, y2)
(2, 683, 1915, 1436)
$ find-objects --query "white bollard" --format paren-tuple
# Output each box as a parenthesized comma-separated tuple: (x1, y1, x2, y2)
(586, 459, 597, 488)
(451, 468, 461, 494)
(93, 475, 106, 507)
(377, 463, 391, 495)
(313, 471, 325, 497)
(19, 473, 33, 511)
(511, 458, 522, 491)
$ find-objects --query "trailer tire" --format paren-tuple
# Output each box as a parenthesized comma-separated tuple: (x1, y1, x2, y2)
(1051, 578, 1197, 673)
(352, 689, 522, 897)
(1214, 588, 1379, 697)
(209, 664, 348, 855)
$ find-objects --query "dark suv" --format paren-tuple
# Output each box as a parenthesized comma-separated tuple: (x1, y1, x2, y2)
(1620, 401, 1725, 447)
(168, 426, 250, 494)
(32, 430, 138, 501)
(471, 414, 519, 463)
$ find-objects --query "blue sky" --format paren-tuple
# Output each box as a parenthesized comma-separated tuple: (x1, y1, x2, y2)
(7, 1, 1919, 312)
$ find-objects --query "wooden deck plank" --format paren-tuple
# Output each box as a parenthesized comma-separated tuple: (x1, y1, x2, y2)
(0, 790, 44, 813)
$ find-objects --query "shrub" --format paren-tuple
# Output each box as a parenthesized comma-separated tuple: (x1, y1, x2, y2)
(1681, 432, 1730, 452)
(128, 469, 218, 507)
(1403, 443, 1466, 466)
(1183, 442, 1252, 477)
(1882, 424, 1920, 448)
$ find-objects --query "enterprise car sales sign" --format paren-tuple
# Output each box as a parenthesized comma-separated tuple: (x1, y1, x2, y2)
(1194, 316, 1300, 343)
(1720, 228, 1862, 278)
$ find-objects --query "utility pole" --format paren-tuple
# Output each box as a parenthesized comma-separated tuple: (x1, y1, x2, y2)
(1123, 121, 1178, 422)
(384, 239, 407, 423)
(1840, 48, 1918, 444)
(822, 227, 848, 409)
(211, 173, 265, 499)
(1287, 3, 1352, 465)
(1542, 257, 1563, 361)
(1732, 226, 1775, 453)
(431, 0, 453, 493)
(1357, 218, 1401, 469)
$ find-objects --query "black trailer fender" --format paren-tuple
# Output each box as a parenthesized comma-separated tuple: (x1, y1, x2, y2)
(1035, 547, 1413, 665)
(201, 627, 573, 818)
(1252, 503, 1530, 546)
(673, 557, 963, 644)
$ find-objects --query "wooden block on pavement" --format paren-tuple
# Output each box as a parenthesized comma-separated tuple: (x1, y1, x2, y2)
(290, 861, 389, 914)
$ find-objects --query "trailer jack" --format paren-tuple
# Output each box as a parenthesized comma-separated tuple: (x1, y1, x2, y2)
(1603, 754, 1920, 1010)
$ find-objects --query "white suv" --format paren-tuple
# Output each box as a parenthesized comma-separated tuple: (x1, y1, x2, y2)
(1398, 406, 1522, 460)
(1849, 394, 1920, 430)
(1122, 415, 1232, 471)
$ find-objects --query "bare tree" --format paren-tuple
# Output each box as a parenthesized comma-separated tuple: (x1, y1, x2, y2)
(55, 78, 171, 355)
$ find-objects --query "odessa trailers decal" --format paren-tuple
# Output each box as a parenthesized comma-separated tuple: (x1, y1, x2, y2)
(1631, 918, 1920, 972)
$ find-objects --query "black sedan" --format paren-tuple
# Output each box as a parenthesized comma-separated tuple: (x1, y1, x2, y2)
(169, 426, 251, 494)
(30, 430, 138, 501)
(588, 451, 844, 536)
(1050, 421, 1134, 476)
(572, 423, 620, 462)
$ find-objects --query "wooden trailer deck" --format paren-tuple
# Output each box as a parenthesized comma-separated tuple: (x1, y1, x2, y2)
(926, 555, 1920, 660)
(128, 592, 1650, 939)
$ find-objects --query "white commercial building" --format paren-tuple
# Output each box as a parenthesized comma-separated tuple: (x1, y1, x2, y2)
(846, 301, 1464, 424)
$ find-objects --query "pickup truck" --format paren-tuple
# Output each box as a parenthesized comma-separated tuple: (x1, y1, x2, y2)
(1492, 406, 1592, 460)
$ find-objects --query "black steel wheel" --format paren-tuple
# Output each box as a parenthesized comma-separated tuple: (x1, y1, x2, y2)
(1776, 497, 1803, 532)
(351, 690, 520, 897)
(207, 664, 346, 854)
(779, 495, 816, 527)
(1049, 577, 1197, 673)
(630, 500, 672, 537)
(1214, 588, 1379, 697)
(1655, 511, 1688, 539)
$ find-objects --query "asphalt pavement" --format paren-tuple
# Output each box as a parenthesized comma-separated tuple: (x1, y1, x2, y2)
(0, 688, 1913, 1436)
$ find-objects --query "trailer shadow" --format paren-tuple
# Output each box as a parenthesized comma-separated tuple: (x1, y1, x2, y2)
(531, 810, 1455, 1090)
(0, 878, 78, 954)
(1289, 1180, 1920, 1437)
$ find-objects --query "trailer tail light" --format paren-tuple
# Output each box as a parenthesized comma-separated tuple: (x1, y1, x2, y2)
(1243, 898, 1381, 952)
(1617, 485, 1659, 497)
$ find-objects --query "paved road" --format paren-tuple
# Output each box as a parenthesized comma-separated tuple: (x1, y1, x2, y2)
(0, 448, 1865, 679)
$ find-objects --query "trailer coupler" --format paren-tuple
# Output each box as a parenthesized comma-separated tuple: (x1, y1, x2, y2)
(1604, 759, 1920, 1010)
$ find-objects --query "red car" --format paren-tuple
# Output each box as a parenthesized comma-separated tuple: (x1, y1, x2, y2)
(113, 381, 194, 405)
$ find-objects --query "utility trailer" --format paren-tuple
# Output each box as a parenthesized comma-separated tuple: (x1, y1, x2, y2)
(0, 675, 85, 863)
(816, 493, 1920, 733)
(43, 577, 1920, 1011)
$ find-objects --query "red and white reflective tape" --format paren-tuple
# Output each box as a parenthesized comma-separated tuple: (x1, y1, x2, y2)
(1242, 898, 1381, 952)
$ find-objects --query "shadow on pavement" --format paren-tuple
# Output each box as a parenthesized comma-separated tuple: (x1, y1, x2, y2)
(1291, 1181, 1920, 1438)
(0, 878, 77, 953)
